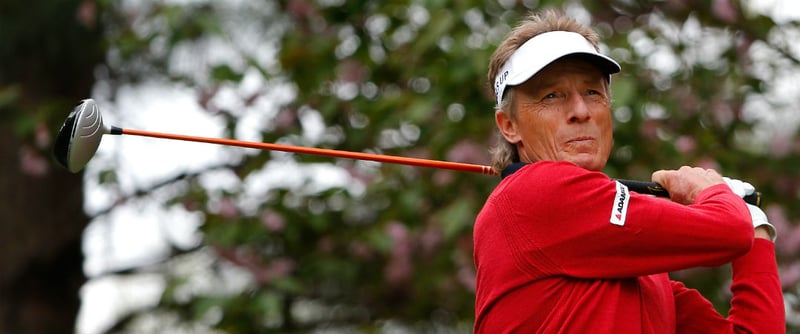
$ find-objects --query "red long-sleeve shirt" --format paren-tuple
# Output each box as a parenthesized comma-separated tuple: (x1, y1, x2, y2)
(473, 161, 784, 333)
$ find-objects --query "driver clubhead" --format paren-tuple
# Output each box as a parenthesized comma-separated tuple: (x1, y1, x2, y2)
(53, 99, 108, 173)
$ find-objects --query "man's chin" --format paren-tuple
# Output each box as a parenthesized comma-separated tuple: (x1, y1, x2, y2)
(564, 155, 606, 171)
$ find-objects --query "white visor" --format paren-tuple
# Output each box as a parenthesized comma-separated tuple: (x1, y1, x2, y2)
(493, 31, 620, 107)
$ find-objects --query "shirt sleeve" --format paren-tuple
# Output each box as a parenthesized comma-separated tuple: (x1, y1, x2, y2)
(672, 239, 785, 333)
(501, 161, 754, 278)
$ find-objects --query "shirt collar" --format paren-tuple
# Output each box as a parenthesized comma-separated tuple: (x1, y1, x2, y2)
(501, 162, 529, 179)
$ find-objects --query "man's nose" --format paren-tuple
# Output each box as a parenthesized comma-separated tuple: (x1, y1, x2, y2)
(567, 94, 591, 123)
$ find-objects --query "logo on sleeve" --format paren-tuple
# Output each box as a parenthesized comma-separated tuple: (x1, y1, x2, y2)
(609, 181, 630, 226)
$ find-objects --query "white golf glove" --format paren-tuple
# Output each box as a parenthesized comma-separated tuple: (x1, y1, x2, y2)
(722, 177, 755, 198)
(723, 177, 777, 241)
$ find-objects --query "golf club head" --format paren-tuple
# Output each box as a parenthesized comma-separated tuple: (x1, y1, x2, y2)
(53, 99, 109, 173)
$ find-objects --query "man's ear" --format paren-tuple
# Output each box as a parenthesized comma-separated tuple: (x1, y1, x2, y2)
(495, 110, 521, 144)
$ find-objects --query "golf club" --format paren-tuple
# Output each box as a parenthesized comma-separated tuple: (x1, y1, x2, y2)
(53, 99, 761, 207)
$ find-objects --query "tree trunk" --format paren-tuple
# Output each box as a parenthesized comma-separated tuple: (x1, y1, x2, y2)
(0, 1, 105, 332)
(0, 146, 87, 333)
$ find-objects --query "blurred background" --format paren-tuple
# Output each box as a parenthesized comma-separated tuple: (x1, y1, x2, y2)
(2, 0, 800, 333)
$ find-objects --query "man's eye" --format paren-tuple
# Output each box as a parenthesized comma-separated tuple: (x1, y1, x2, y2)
(544, 93, 557, 99)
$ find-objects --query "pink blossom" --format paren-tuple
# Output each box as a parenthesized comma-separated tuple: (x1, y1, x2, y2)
(769, 206, 800, 257)
(778, 224, 800, 257)
(781, 262, 800, 289)
(406, 148, 431, 160)
(214, 246, 251, 267)
(769, 135, 792, 157)
(712, 0, 738, 23)
(287, 0, 317, 20)
(774, 177, 800, 198)
(19, 146, 48, 177)
(674, 136, 696, 154)
(458, 267, 476, 292)
(217, 197, 239, 219)
(385, 256, 412, 286)
(349, 242, 374, 260)
(337, 60, 366, 83)
(693, 158, 720, 171)
(35, 123, 51, 149)
(273, 109, 297, 131)
(447, 140, 487, 164)
(77, 0, 96, 28)
(181, 199, 199, 211)
(386, 222, 408, 241)
(710, 102, 734, 126)
(385, 222, 412, 285)
(254, 258, 296, 284)
(260, 210, 285, 231)
(419, 225, 442, 256)
(432, 170, 454, 186)
(639, 120, 660, 140)
(317, 236, 335, 253)
(345, 164, 375, 185)
(197, 87, 218, 111)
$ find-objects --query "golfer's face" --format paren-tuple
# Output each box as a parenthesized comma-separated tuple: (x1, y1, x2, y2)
(506, 58, 613, 171)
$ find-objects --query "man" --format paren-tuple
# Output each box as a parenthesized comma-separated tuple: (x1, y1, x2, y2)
(473, 10, 784, 333)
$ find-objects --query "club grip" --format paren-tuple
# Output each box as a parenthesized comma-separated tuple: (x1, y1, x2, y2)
(617, 179, 762, 207)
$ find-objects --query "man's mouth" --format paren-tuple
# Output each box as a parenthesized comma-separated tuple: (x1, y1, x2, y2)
(568, 136, 594, 144)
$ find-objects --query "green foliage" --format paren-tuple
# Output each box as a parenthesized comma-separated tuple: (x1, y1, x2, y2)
(95, 0, 800, 332)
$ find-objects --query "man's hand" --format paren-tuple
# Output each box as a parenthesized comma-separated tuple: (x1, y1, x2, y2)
(651, 166, 725, 205)
(723, 177, 777, 242)
(748, 203, 778, 242)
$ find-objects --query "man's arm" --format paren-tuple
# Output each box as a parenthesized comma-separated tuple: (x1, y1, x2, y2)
(755, 226, 773, 240)
(672, 234, 784, 333)
(664, 172, 784, 332)
(728, 232, 785, 333)
(500, 162, 755, 278)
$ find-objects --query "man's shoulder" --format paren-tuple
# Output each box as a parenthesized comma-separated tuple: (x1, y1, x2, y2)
(504, 160, 600, 180)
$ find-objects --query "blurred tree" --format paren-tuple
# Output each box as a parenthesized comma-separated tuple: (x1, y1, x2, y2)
(27, 0, 800, 332)
(0, 0, 104, 333)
